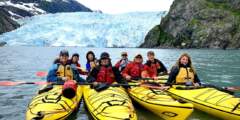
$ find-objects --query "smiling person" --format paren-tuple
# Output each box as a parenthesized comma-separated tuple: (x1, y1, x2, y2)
(71, 53, 88, 75)
(121, 54, 144, 81)
(86, 51, 98, 73)
(115, 52, 130, 72)
(141, 51, 168, 79)
(166, 53, 201, 86)
(47, 50, 79, 82)
(87, 52, 127, 90)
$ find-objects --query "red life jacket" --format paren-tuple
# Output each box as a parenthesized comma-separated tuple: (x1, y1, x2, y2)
(96, 66, 115, 84)
(122, 62, 144, 78)
(143, 62, 160, 78)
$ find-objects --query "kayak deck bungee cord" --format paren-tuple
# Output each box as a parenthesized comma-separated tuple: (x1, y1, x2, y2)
(83, 85, 137, 120)
(128, 82, 193, 120)
(26, 85, 83, 120)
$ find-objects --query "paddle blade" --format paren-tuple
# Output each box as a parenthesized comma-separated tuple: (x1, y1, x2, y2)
(0, 81, 25, 86)
(227, 87, 240, 91)
(34, 81, 48, 85)
(36, 71, 48, 77)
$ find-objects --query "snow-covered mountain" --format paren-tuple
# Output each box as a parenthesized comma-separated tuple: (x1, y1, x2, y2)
(0, 0, 92, 20)
(0, 11, 167, 47)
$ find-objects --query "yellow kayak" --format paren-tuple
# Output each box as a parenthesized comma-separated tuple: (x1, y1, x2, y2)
(26, 85, 83, 120)
(128, 85, 193, 120)
(83, 85, 137, 120)
(167, 85, 240, 120)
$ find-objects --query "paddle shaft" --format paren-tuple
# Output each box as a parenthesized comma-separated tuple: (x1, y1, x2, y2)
(130, 80, 236, 94)
(52, 82, 139, 87)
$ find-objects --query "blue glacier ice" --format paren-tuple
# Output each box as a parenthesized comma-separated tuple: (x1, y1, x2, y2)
(0, 11, 166, 47)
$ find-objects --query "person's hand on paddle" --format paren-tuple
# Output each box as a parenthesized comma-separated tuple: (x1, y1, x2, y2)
(153, 76, 158, 80)
(125, 75, 131, 81)
(93, 82, 99, 87)
(61, 77, 70, 81)
(162, 86, 170, 91)
(194, 82, 200, 87)
(161, 85, 170, 91)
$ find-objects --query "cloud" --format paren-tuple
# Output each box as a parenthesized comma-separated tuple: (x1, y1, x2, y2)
(77, 0, 174, 14)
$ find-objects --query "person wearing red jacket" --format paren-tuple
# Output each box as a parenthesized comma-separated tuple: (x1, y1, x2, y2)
(71, 53, 88, 75)
(121, 54, 144, 81)
(87, 52, 126, 85)
(142, 51, 168, 79)
(115, 52, 130, 72)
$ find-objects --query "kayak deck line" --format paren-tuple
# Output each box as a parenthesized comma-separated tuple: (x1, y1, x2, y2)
(130, 91, 193, 109)
(83, 86, 137, 120)
(128, 85, 193, 120)
(166, 88, 240, 117)
(26, 85, 83, 120)
(193, 88, 237, 109)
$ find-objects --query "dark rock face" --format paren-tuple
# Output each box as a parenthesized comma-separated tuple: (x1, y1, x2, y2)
(9, 0, 92, 14)
(37, 0, 92, 13)
(141, 0, 240, 49)
(0, 7, 20, 34)
(0, 41, 7, 46)
(1, 6, 34, 18)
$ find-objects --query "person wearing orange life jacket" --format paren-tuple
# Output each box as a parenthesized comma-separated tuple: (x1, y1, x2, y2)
(87, 52, 127, 86)
(166, 53, 201, 86)
(142, 51, 168, 79)
(121, 54, 144, 81)
(115, 52, 130, 72)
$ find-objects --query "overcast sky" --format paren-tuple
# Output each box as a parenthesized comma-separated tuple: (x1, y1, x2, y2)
(77, 0, 174, 14)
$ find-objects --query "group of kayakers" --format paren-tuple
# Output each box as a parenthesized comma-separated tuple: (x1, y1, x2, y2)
(46, 49, 201, 91)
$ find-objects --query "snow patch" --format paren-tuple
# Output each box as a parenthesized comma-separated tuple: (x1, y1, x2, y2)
(0, 1, 46, 15)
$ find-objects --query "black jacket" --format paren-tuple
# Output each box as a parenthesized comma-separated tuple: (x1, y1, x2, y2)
(87, 66, 127, 84)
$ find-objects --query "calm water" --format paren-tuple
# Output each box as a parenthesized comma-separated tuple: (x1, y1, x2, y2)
(0, 47, 239, 120)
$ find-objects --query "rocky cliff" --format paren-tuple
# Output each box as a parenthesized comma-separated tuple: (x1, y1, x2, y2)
(141, 0, 240, 49)
(0, 7, 20, 34)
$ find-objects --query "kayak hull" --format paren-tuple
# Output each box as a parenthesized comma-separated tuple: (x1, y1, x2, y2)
(83, 85, 137, 120)
(167, 86, 240, 120)
(26, 85, 83, 120)
(128, 86, 193, 120)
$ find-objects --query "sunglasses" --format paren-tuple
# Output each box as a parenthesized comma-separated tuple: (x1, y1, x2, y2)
(122, 54, 127, 56)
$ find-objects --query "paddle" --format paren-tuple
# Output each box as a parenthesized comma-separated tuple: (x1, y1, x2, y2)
(226, 86, 240, 91)
(0, 81, 48, 86)
(131, 77, 168, 81)
(36, 71, 48, 77)
(0, 80, 140, 87)
(130, 78, 238, 94)
(1, 78, 238, 94)
(201, 83, 235, 95)
(0, 80, 167, 93)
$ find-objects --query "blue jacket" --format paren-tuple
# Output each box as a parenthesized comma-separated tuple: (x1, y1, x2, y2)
(86, 62, 91, 72)
(47, 64, 85, 82)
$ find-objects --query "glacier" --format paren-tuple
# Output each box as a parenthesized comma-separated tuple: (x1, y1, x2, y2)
(0, 11, 166, 47)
